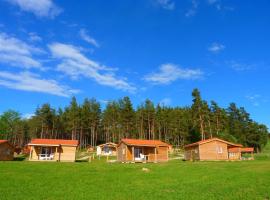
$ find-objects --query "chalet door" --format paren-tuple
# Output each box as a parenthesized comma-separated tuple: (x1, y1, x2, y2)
(134, 147, 142, 161)
(40, 147, 52, 160)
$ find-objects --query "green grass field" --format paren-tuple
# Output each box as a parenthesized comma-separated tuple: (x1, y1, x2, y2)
(1, 158, 270, 200)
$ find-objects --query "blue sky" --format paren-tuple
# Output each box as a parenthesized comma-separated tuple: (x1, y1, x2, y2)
(0, 0, 269, 127)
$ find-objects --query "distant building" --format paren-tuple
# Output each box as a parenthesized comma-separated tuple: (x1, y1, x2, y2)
(0, 140, 14, 161)
(117, 139, 169, 163)
(28, 139, 79, 162)
(184, 137, 254, 161)
(97, 142, 117, 156)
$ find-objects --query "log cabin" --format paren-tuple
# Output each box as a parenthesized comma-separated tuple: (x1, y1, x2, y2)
(117, 139, 169, 163)
(97, 142, 117, 156)
(184, 137, 254, 161)
(28, 139, 79, 162)
(0, 140, 14, 161)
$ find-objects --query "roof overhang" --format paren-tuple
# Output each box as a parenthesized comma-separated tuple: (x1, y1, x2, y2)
(185, 138, 243, 148)
(28, 144, 60, 147)
(123, 143, 168, 147)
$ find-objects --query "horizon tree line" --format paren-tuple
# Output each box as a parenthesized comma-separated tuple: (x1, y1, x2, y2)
(0, 89, 269, 152)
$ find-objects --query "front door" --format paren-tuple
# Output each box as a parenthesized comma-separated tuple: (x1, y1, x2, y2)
(40, 147, 52, 160)
(134, 147, 143, 161)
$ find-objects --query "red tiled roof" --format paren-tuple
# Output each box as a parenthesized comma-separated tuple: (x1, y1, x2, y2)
(29, 139, 79, 146)
(228, 147, 242, 153)
(241, 147, 254, 153)
(229, 147, 254, 153)
(0, 140, 8, 144)
(184, 138, 243, 148)
(120, 138, 169, 147)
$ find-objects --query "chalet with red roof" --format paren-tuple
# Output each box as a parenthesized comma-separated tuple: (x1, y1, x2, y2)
(0, 140, 14, 161)
(28, 139, 79, 162)
(117, 138, 169, 163)
(184, 137, 254, 161)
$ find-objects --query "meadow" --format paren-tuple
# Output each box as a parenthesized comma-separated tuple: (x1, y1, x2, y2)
(0, 158, 270, 200)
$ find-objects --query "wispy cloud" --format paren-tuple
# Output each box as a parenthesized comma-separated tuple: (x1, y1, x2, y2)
(0, 71, 78, 97)
(6, 0, 62, 18)
(28, 32, 42, 42)
(185, 0, 199, 17)
(159, 98, 172, 106)
(0, 32, 43, 69)
(144, 63, 203, 84)
(208, 42, 225, 53)
(227, 60, 255, 71)
(156, 0, 175, 10)
(207, 0, 218, 5)
(79, 29, 99, 48)
(48, 43, 136, 93)
(245, 94, 268, 107)
(207, 0, 235, 11)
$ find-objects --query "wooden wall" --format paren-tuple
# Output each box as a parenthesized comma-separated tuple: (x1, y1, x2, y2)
(60, 146, 76, 162)
(184, 146, 200, 161)
(199, 141, 228, 160)
(0, 143, 14, 161)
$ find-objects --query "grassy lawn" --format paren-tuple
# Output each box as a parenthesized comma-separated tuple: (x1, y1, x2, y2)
(1, 159, 270, 200)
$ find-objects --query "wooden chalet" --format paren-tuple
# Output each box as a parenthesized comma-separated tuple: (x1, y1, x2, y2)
(0, 140, 14, 161)
(28, 139, 79, 162)
(117, 139, 169, 163)
(184, 137, 254, 161)
(97, 142, 117, 156)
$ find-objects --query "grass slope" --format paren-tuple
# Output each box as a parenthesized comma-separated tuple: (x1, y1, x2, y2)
(255, 139, 270, 160)
(0, 159, 270, 200)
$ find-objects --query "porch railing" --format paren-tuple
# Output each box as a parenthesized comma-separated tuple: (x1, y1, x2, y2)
(38, 154, 54, 160)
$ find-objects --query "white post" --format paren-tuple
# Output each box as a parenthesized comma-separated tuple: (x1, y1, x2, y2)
(132, 146, 134, 162)
(29, 146, 32, 160)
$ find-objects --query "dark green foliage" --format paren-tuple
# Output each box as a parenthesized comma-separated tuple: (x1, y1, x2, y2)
(0, 89, 268, 150)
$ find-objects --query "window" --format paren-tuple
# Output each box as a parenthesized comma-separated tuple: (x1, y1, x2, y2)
(229, 152, 236, 157)
(217, 146, 223, 154)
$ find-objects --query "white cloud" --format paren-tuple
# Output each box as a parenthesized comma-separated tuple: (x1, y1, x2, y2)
(156, 0, 175, 10)
(48, 43, 136, 93)
(185, 0, 199, 17)
(159, 98, 171, 106)
(144, 63, 203, 84)
(0, 32, 43, 69)
(79, 29, 99, 48)
(7, 0, 62, 18)
(208, 42, 225, 53)
(22, 113, 35, 119)
(228, 61, 255, 71)
(28, 32, 42, 42)
(0, 71, 79, 97)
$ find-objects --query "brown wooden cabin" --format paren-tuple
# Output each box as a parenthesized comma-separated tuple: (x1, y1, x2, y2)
(184, 138, 254, 161)
(117, 139, 169, 163)
(97, 142, 117, 156)
(0, 140, 14, 161)
(28, 139, 79, 162)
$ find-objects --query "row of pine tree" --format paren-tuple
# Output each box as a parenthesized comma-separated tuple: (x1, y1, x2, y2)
(0, 89, 268, 152)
